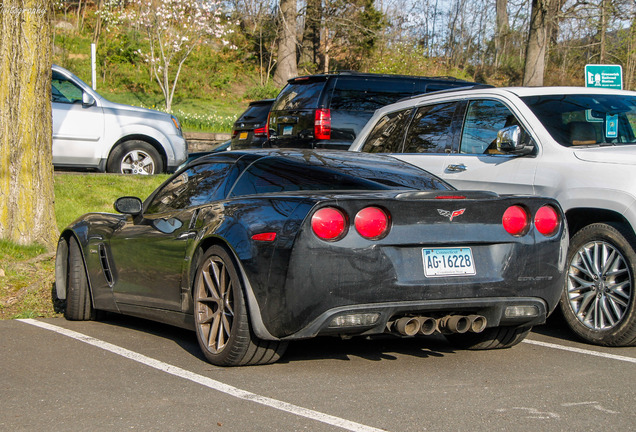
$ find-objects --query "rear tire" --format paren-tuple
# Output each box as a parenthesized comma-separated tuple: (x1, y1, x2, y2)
(64, 237, 99, 321)
(560, 222, 636, 346)
(445, 326, 531, 350)
(107, 140, 163, 175)
(193, 245, 287, 366)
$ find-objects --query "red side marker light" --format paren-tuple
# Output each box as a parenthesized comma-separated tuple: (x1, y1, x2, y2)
(252, 232, 277, 242)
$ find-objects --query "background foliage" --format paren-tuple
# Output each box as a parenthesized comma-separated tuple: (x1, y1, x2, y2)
(53, 0, 634, 133)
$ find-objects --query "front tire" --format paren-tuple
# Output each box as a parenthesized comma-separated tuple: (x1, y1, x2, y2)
(560, 222, 636, 346)
(64, 237, 99, 321)
(445, 326, 531, 350)
(193, 246, 287, 366)
(107, 140, 163, 175)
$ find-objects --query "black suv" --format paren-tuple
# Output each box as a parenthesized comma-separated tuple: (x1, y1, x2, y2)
(231, 98, 275, 149)
(267, 72, 484, 150)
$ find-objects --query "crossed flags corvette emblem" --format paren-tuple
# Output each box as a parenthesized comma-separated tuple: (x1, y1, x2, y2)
(437, 208, 466, 221)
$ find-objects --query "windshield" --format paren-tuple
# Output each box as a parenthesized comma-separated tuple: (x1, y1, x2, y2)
(521, 94, 636, 147)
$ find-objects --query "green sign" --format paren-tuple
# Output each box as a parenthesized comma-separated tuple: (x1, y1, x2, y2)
(585, 64, 623, 89)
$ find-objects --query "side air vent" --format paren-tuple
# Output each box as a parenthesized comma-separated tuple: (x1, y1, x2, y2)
(98, 244, 114, 286)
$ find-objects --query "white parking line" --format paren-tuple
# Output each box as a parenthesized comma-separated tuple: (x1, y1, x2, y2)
(18, 319, 385, 432)
(523, 339, 636, 364)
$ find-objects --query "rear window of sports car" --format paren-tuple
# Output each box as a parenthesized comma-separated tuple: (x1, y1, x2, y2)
(229, 157, 449, 197)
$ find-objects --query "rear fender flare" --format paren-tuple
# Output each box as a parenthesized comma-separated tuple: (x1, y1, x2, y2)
(190, 236, 279, 341)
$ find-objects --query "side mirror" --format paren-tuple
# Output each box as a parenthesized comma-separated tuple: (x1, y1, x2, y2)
(82, 92, 96, 107)
(114, 196, 143, 215)
(496, 125, 535, 156)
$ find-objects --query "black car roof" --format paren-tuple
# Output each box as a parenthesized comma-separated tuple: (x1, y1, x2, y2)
(191, 148, 422, 171)
(287, 71, 480, 84)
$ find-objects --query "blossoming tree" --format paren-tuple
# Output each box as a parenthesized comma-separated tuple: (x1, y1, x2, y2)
(130, 0, 231, 111)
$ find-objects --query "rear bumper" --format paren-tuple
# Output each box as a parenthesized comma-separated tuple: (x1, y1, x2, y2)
(283, 297, 548, 340)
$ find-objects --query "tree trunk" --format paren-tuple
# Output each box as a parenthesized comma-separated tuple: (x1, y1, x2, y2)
(300, 0, 321, 71)
(0, 0, 57, 249)
(273, 0, 298, 87)
(523, 0, 550, 86)
(93, 0, 103, 43)
(626, 14, 636, 90)
(495, 0, 509, 69)
(599, 0, 608, 64)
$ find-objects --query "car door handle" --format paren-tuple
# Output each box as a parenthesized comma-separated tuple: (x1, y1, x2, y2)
(446, 164, 467, 172)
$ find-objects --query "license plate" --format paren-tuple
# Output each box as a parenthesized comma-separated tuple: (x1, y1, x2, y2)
(422, 247, 476, 277)
(239, 132, 248, 140)
(282, 125, 293, 136)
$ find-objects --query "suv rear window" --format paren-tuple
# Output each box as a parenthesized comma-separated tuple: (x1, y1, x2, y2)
(237, 102, 272, 122)
(329, 78, 417, 111)
(273, 80, 325, 110)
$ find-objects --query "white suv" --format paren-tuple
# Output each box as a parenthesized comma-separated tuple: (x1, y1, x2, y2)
(52, 65, 187, 174)
(350, 86, 636, 347)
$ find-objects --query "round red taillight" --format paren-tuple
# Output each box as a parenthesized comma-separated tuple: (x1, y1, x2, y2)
(502, 205, 529, 236)
(311, 207, 346, 241)
(355, 207, 390, 239)
(534, 205, 560, 236)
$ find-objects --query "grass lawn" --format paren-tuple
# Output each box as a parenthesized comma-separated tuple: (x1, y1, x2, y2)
(0, 173, 167, 320)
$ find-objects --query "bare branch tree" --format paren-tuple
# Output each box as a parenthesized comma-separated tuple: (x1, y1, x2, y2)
(128, 0, 232, 111)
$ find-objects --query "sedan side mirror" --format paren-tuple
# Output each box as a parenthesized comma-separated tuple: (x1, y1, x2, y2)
(496, 125, 535, 156)
(82, 92, 96, 107)
(114, 196, 143, 215)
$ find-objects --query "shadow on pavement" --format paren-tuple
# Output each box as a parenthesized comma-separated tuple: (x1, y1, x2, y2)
(93, 312, 456, 364)
(281, 333, 456, 364)
(530, 309, 582, 343)
(84, 310, 590, 366)
(94, 312, 207, 362)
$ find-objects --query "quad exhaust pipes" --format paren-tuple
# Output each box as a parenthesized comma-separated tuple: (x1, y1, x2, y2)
(391, 314, 487, 336)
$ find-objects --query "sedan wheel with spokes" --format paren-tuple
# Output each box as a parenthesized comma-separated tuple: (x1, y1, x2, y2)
(120, 149, 156, 175)
(560, 223, 636, 346)
(107, 140, 164, 175)
(193, 246, 288, 366)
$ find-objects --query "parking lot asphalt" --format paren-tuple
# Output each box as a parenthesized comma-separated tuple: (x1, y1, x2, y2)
(1, 314, 634, 432)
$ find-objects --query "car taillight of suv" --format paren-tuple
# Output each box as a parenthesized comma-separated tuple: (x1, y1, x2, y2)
(315, 109, 331, 140)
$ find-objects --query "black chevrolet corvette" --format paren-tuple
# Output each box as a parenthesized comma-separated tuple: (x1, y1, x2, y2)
(55, 150, 568, 366)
